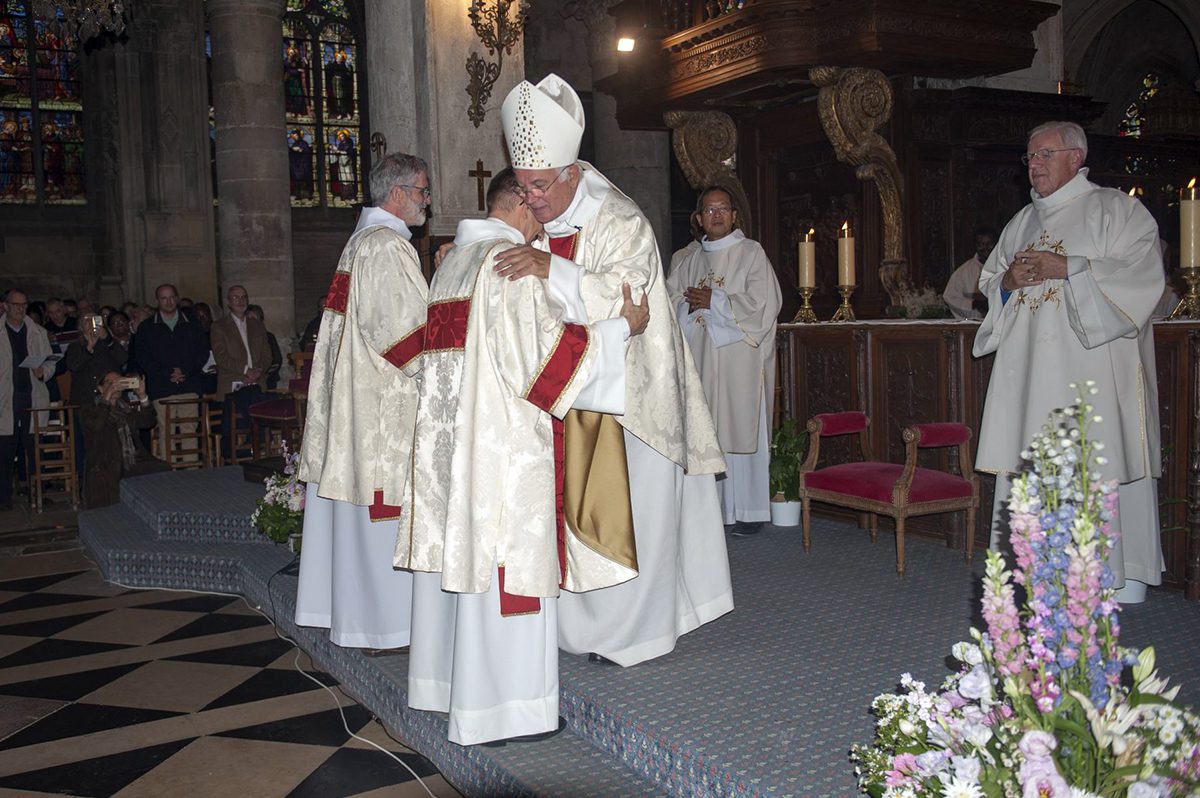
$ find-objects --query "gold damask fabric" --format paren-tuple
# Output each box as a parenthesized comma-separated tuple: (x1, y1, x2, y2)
(562, 409, 636, 573)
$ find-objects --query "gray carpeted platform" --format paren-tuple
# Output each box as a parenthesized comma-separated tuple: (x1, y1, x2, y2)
(79, 468, 1200, 798)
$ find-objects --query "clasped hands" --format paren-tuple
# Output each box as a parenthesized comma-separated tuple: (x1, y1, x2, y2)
(683, 286, 712, 312)
(1002, 249, 1068, 292)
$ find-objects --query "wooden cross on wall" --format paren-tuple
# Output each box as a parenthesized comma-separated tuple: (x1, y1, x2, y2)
(469, 159, 492, 211)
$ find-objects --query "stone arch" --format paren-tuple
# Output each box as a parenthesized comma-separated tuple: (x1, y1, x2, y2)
(1065, 0, 1200, 89)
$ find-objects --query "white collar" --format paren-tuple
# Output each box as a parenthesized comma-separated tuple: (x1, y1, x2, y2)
(701, 229, 745, 252)
(354, 206, 413, 239)
(453, 217, 526, 247)
(544, 161, 613, 237)
(1031, 167, 1092, 210)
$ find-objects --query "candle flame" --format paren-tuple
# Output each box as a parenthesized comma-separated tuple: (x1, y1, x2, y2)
(808, 228, 815, 236)
(1190, 177, 1197, 190)
(1128, 187, 1137, 196)
(840, 220, 849, 233)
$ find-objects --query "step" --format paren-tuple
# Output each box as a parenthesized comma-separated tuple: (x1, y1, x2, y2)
(118, 467, 271, 545)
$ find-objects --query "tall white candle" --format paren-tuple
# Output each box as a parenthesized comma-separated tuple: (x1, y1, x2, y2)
(798, 228, 815, 288)
(1183, 178, 1199, 269)
(837, 220, 855, 287)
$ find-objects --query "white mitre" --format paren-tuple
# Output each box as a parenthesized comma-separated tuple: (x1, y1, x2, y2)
(501, 73, 585, 169)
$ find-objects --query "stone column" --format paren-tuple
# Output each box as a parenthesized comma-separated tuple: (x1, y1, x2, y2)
(365, 0, 428, 160)
(208, 0, 295, 347)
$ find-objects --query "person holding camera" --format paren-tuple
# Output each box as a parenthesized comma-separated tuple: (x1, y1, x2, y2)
(64, 313, 128, 407)
(79, 371, 169, 508)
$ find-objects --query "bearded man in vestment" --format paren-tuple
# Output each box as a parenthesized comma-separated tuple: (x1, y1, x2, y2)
(974, 120, 1164, 604)
(668, 186, 781, 534)
(396, 168, 649, 746)
(494, 74, 733, 667)
(295, 153, 430, 648)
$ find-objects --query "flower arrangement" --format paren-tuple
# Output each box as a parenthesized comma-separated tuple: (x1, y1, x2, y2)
(250, 440, 305, 545)
(852, 382, 1200, 797)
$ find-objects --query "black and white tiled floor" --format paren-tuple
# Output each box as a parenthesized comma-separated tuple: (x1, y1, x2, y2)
(0, 552, 461, 798)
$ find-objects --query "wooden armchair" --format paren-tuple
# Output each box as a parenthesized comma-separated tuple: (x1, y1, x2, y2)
(798, 412, 978, 576)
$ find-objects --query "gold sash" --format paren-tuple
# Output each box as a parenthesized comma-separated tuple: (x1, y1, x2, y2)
(561, 409, 637, 572)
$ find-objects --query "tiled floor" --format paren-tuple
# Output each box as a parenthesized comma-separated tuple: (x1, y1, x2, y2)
(0, 549, 462, 798)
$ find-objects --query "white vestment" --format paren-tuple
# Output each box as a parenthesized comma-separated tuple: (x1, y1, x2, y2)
(547, 164, 735, 666)
(974, 169, 1164, 587)
(295, 207, 427, 648)
(399, 217, 630, 745)
(667, 230, 782, 524)
(943, 255, 985, 320)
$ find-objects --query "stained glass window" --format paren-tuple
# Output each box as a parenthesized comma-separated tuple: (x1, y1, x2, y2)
(1118, 72, 1160, 139)
(284, 0, 363, 208)
(0, 0, 85, 204)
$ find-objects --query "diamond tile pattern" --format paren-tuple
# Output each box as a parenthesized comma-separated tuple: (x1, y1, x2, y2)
(0, 569, 461, 798)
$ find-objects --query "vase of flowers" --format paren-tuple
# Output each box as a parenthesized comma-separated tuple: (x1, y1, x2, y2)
(852, 381, 1200, 797)
(251, 440, 305, 548)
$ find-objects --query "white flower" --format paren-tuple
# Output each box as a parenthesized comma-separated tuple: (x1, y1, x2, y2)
(951, 755, 981, 781)
(962, 723, 993, 748)
(883, 787, 918, 798)
(1070, 789, 1103, 798)
(958, 666, 993, 704)
(898, 718, 917, 737)
(1127, 780, 1169, 798)
(940, 776, 984, 798)
(952, 642, 984, 667)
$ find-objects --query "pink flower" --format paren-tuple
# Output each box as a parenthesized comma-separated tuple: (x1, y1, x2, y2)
(885, 752, 919, 787)
(1017, 731, 1069, 797)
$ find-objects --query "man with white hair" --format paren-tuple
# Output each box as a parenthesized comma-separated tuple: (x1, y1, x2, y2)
(494, 74, 733, 666)
(974, 120, 1164, 603)
(295, 153, 430, 649)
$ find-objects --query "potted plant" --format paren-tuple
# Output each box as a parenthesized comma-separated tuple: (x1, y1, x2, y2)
(251, 440, 305, 553)
(769, 419, 807, 527)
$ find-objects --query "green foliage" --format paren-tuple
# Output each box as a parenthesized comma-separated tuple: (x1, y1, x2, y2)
(253, 501, 302, 544)
(769, 419, 808, 502)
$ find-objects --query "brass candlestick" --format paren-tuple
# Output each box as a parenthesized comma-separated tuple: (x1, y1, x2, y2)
(1168, 267, 1200, 320)
(793, 287, 818, 323)
(830, 285, 856, 321)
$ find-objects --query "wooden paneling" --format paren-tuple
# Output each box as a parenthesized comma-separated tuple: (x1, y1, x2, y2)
(777, 320, 1200, 597)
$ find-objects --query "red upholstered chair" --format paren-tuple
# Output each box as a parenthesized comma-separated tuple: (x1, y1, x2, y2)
(798, 412, 978, 576)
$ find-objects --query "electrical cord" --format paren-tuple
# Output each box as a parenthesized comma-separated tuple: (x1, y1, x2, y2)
(80, 549, 440, 798)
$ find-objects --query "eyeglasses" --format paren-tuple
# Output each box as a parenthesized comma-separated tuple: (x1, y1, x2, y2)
(399, 184, 432, 198)
(1021, 148, 1078, 166)
(516, 166, 571, 198)
(702, 206, 732, 216)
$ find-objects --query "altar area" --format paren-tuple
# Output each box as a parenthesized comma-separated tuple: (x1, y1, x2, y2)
(776, 318, 1200, 599)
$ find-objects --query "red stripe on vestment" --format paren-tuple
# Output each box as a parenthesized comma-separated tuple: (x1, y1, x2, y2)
(498, 566, 541, 617)
(525, 324, 588, 413)
(368, 489, 401, 522)
(323, 271, 350, 314)
(424, 298, 471, 352)
(548, 232, 578, 260)
(382, 325, 425, 370)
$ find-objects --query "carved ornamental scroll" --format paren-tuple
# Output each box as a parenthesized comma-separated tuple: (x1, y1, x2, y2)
(664, 110, 752, 232)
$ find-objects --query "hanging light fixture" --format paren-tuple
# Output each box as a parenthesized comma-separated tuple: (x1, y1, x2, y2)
(29, 0, 126, 41)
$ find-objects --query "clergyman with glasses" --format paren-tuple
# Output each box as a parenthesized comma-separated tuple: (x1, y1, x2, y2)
(491, 74, 733, 669)
(667, 186, 781, 537)
(973, 120, 1164, 604)
(294, 152, 430, 652)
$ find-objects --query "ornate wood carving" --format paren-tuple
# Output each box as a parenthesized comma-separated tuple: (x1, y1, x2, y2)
(1188, 329, 1200, 600)
(664, 109, 752, 231)
(810, 65, 910, 306)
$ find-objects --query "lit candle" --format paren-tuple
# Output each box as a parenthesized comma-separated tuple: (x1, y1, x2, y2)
(798, 228, 815, 288)
(1183, 178, 1199, 269)
(837, 220, 855, 287)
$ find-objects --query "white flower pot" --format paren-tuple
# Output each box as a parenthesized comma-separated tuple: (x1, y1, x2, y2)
(770, 500, 802, 527)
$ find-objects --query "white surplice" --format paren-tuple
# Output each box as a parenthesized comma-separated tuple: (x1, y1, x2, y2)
(943, 255, 985, 320)
(547, 164, 735, 667)
(667, 230, 782, 524)
(974, 168, 1165, 587)
(294, 207, 426, 648)
(399, 217, 630, 745)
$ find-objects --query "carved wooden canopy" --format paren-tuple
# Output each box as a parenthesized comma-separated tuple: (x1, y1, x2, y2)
(599, 0, 1060, 127)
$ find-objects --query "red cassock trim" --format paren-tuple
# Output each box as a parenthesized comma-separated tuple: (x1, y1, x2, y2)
(382, 325, 426, 370)
(368, 489, 402, 521)
(323, 271, 351, 314)
(498, 566, 541, 617)
(548, 232, 579, 260)
(553, 416, 566, 588)
(424, 298, 471, 352)
(525, 324, 588, 413)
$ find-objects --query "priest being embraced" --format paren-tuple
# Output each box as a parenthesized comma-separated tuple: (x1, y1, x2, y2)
(973, 120, 1164, 603)
(397, 167, 648, 747)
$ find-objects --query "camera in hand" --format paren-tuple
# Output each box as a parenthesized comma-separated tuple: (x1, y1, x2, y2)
(115, 376, 140, 391)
